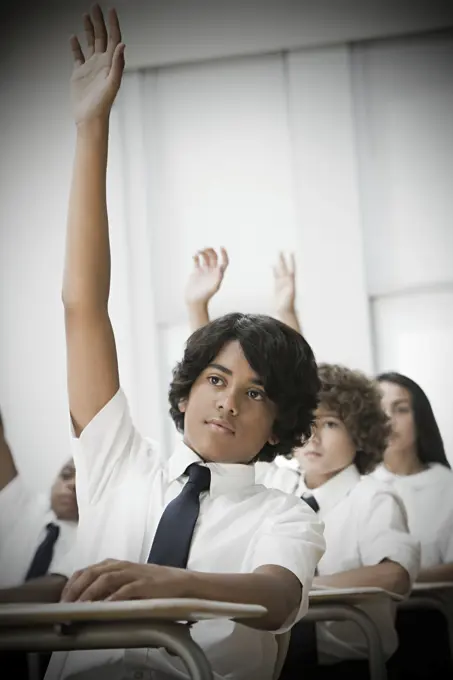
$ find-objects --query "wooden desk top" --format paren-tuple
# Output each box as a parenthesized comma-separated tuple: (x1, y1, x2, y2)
(309, 586, 403, 603)
(0, 598, 267, 627)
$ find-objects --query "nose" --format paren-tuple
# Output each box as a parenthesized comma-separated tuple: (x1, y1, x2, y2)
(309, 421, 320, 443)
(218, 390, 239, 417)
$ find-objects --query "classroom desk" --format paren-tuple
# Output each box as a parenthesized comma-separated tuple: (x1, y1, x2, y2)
(307, 587, 402, 680)
(399, 581, 453, 613)
(0, 598, 267, 680)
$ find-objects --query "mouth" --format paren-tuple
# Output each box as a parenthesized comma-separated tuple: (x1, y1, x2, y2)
(206, 419, 235, 435)
(303, 450, 322, 459)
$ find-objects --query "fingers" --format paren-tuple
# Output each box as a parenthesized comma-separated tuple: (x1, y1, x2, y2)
(108, 42, 126, 90)
(275, 251, 296, 275)
(77, 570, 133, 602)
(92, 4, 108, 53)
(61, 559, 126, 602)
(219, 247, 229, 272)
(83, 13, 95, 58)
(195, 248, 228, 271)
(70, 35, 85, 66)
(204, 248, 218, 269)
(107, 579, 146, 601)
(107, 8, 122, 57)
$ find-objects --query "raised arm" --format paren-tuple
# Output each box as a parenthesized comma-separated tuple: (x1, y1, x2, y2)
(0, 411, 17, 492)
(62, 6, 125, 436)
(184, 247, 229, 332)
(273, 252, 302, 334)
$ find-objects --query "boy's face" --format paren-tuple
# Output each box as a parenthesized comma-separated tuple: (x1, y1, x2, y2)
(50, 460, 78, 521)
(180, 340, 278, 463)
(294, 406, 356, 486)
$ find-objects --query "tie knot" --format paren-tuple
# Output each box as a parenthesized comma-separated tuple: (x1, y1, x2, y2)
(46, 522, 60, 539)
(301, 493, 320, 513)
(186, 463, 211, 493)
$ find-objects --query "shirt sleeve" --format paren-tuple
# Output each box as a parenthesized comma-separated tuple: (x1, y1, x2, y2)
(244, 493, 325, 633)
(438, 508, 453, 563)
(71, 388, 159, 508)
(357, 482, 421, 587)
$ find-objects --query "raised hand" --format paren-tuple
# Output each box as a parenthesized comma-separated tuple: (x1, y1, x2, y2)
(185, 247, 229, 308)
(69, 5, 125, 125)
(273, 252, 296, 313)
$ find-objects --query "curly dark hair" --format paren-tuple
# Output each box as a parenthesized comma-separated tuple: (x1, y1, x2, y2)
(317, 363, 391, 474)
(169, 313, 320, 462)
(377, 372, 450, 469)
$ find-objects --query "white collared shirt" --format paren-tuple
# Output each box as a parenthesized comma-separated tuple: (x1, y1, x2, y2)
(256, 463, 421, 663)
(47, 388, 325, 680)
(371, 463, 453, 568)
(0, 476, 77, 587)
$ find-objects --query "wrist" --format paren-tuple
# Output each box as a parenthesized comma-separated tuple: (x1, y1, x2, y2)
(76, 117, 110, 141)
(277, 304, 296, 316)
(187, 299, 209, 312)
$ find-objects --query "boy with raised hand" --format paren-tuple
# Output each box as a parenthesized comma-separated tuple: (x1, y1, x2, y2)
(0, 7, 325, 680)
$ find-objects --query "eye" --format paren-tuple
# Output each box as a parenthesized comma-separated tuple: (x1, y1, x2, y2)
(208, 375, 224, 386)
(248, 389, 265, 401)
(324, 419, 338, 429)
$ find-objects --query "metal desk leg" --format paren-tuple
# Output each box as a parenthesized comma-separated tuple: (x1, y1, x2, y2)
(0, 621, 213, 680)
(27, 652, 42, 680)
(305, 604, 387, 680)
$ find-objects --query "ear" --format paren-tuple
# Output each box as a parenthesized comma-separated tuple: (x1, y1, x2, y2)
(267, 434, 279, 446)
(178, 399, 187, 414)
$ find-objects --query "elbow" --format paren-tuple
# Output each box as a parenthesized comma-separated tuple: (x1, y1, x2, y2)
(387, 563, 411, 596)
(266, 581, 302, 631)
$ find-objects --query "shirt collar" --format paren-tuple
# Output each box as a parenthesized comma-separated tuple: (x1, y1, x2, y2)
(374, 462, 451, 490)
(298, 464, 360, 517)
(167, 439, 256, 498)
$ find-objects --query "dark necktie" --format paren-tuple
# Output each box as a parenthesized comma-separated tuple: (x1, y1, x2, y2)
(25, 522, 60, 581)
(301, 493, 320, 513)
(147, 463, 211, 569)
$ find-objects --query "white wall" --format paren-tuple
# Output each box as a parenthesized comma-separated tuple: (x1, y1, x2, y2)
(352, 32, 453, 462)
(1, 1, 452, 487)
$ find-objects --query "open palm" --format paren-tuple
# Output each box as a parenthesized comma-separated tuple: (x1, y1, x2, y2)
(185, 248, 229, 306)
(70, 5, 125, 124)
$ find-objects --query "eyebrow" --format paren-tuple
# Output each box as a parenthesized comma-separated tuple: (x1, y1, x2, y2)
(392, 399, 410, 406)
(207, 363, 264, 386)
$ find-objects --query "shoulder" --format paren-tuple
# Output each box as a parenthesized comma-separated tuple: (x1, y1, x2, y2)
(253, 485, 321, 524)
(350, 475, 405, 513)
(255, 461, 299, 494)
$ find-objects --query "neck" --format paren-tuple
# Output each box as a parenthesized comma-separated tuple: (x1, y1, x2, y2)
(304, 468, 341, 490)
(384, 446, 425, 476)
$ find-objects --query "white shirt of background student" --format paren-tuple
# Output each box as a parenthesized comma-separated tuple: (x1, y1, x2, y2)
(262, 405, 421, 663)
(376, 377, 453, 581)
(0, 416, 78, 587)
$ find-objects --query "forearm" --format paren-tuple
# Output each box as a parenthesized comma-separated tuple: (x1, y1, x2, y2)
(183, 568, 301, 630)
(62, 119, 112, 310)
(187, 302, 210, 332)
(0, 575, 67, 604)
(314, 561, 411, 596)
(277, 308, 301, 334)
(417, 563, 453, 583)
